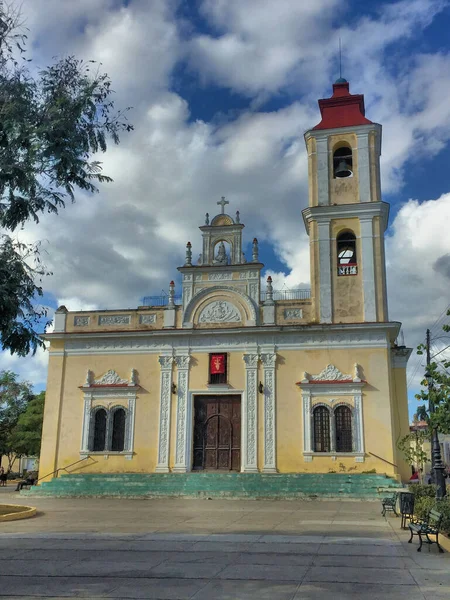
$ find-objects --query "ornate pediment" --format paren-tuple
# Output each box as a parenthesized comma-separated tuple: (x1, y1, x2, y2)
(84, 369, 138, 387)
(302, 363, 363, 383)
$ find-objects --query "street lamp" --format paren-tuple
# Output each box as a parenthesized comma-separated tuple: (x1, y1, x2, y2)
(425, 370, 447, 500)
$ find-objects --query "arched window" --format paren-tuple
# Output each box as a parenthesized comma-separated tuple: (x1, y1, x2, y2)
(335, 406, 353, 452)
(337, 231, 357, 275)
(111, 408, 126, 452)
(313, 406, 330, 452)
(333, 146, 353, 178)
(92, 409, 107, 451)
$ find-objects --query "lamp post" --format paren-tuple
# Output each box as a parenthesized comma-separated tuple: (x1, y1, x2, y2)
(425, 370, 447, 500)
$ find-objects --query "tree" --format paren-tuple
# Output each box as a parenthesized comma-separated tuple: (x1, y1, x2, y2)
(0, 369, 33, 471)
(397, 428, 429, 483)
(0, 3, 133, 356)
(416, 310, 450, 434)
(9, 390, 44, 457)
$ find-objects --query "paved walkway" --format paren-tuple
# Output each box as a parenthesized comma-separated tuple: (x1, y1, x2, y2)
(0, 489, 448, 599)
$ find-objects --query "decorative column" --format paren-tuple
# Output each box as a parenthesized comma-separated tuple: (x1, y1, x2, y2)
(354, 391, 364, 458)
(242, 353, 259, 472)
(173, 355, 191, 473)
(155, 355, 174, 472)
(301, 388, 312, 461)
(81, 394, 93, 453)
(260, 352, 277, 472)
(360, 217, 377, 322)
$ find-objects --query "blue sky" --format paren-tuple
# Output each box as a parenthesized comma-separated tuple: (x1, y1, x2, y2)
(2, 0, 450, 418)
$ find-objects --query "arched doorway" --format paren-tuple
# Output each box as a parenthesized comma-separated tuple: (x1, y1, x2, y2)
(193, 396, 241, 470)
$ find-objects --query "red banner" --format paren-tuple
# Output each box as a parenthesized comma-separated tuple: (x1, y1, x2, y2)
(210, 354, 225, 374)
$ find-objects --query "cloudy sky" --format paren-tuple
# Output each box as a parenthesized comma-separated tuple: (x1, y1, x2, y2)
(2, 0, 450, 418)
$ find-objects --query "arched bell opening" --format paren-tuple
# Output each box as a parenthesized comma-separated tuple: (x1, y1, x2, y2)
(333, 146, 353, 178)
(337, 230, 357, 270)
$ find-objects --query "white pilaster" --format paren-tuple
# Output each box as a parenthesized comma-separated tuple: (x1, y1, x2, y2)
(156, 355, 174, 472)
(316, 136, 330, 206)
(302, 389, 312, 454)
(260, 352, 277, 472)
(173, 355, 191, 473)
(242, 353, 259, 472)
(360, 217, 377, 322)
(318, 220, 332, 323)
(81, 395, 92, 452)
(354, 392, 364, 453)
(356, 132, 371, 203)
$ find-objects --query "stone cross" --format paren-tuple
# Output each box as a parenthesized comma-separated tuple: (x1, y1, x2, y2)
(217, 196, 229, 214)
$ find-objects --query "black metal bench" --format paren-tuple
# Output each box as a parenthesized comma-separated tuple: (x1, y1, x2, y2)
(408, 508, 444, 553)
(381, 492, 398, 516)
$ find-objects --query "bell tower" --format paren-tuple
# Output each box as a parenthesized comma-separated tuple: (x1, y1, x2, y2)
(302, 78, 389, 324)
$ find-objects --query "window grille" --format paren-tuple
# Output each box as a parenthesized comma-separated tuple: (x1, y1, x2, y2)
(93, 409, 107, 451)
(111, 408, 126, 452)
(313, 406, 330, 452)
(335, 405, 353, 452)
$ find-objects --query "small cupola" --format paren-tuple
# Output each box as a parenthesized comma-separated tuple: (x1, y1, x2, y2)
(313, 79, 373, 131)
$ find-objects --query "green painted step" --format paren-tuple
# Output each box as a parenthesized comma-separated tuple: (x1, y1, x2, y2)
(22, 473, 402, 499)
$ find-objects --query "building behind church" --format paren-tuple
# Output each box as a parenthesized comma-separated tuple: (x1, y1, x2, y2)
(37, 80, 412, 492)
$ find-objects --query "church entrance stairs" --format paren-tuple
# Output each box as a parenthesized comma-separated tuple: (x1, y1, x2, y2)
(22, 473, 402, 499)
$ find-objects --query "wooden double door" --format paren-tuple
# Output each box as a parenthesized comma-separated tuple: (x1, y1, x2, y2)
(193, 395, 241, 471)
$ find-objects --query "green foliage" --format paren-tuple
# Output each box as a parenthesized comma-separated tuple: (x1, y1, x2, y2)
(9, 391, 44, 457)
(361, 469, 377, 474)
(0, 4, 132, 355)
(415, 309, 450, 435)
(397, 431, 429, 477)
(413, 496, 450, 535)
(408, 483, 437, 499)
(0, 369, 34, 470)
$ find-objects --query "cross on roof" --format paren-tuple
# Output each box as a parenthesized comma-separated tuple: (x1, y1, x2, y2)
(217, 196, 229, 214)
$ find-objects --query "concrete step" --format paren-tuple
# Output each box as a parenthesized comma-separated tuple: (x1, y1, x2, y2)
(23, 472, 402, 499)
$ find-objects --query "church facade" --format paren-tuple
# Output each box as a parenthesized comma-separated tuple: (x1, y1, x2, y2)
(39, 80, 412, 485)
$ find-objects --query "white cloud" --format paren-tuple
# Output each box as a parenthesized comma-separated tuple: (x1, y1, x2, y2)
(2, 0, 450, 402)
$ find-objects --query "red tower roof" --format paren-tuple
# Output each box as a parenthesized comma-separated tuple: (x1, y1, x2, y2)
(312, 80, 372, 130)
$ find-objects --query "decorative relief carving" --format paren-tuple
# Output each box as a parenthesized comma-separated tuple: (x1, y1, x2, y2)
(74, 316, 90, 326)
(139, 314, 156, 325)
(175, 368, 188, 467)
(284, 309, 303, 320)
(157, 369, 171, 467)
(260, 353, 276, 367)
(246, 368, 257, 467)
(249, 283, 258, 300)
(158, 355, 174, 370)
(208, 272, 232, 281)
(239, 272, 249, 279)
(309, 364, 352, 381)
(98, 315, 131, 326)
(94, 370, 128, 385)
(243, 353, 259, 368)
(264, 367, 275, 467)
(183, 274, 193, 281)
(199, 301, 241, 323)
(175, 355, 191, 369)
(194, 274, 202, 281)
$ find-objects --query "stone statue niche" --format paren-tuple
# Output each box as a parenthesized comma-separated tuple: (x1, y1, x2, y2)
(213, 241, 230, 265)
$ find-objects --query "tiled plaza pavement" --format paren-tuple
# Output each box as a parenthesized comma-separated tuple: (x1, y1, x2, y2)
(0, 490, 448, 599)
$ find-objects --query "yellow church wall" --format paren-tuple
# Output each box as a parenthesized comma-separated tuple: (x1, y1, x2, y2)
(274, 347, 397, 476)
(275, 301, 312, 324)
(38, 353, 163, 482)
(330, 218, 364, 323)
(390, 365, 411, 481)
